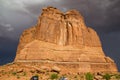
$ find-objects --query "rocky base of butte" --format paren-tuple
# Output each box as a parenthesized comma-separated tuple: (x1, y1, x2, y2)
(14, 7, 118, 73)
(0, 63, 119, 80)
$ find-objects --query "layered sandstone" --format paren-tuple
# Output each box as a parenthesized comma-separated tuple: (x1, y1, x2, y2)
(15, 7, 118, 73)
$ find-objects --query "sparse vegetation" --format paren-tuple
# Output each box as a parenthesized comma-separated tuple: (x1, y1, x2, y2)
(22, 72, 27, 76)
(50, 73, 58, 80)
(115, 74, 120, 79)
(12, 72, 17, 76)
(0, 63, 119, 80)
(103, 73, 111, 80)
(17, 75, 20, 79)
(85, 72, 94, 80)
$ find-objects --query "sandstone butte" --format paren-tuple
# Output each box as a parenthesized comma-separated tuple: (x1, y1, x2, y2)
(15, 7, 118, 73)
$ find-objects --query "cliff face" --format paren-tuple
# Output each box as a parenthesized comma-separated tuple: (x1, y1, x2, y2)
(15, 7, 118, 73)
(36, 7, 101, 47)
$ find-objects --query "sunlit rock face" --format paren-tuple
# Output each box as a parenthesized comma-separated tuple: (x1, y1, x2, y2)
(15, 7, 118, 73)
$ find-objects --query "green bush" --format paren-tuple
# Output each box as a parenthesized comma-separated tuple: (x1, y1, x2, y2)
(85, 72, 94, 80)
(12, 72, 17, 76)
(50, 73, 58, 80)
(103, 73, 111, 80)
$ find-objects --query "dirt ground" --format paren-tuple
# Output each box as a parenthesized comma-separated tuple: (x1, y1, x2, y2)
(0, 62, 119, 80)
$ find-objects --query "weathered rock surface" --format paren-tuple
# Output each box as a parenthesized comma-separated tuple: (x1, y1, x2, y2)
(51, 66, 61, 73)
(15, 7, 118, 73)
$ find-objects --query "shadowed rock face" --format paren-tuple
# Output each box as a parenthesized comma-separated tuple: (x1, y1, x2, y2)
(15, 7, 118, 73)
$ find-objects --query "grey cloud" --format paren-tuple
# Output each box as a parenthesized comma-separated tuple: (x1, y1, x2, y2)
(21, 0, 120, 33)
(103, 0, 120, 32)
(0, 0, 38, 39)
(1, 23, 14, 31)
(0, 23, 14, 39)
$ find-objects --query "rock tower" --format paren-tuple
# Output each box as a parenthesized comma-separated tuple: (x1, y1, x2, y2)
(15, 7, 118, 73)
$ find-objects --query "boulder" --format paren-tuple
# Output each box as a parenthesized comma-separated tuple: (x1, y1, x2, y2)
(51, 66, 61, 73)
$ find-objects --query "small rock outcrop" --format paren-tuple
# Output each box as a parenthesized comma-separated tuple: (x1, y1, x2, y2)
(15, 7, 118, 73)
(51, 66, 61, 73)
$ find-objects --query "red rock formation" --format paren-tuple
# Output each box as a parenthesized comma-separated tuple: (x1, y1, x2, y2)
(15, 7, 118, 73)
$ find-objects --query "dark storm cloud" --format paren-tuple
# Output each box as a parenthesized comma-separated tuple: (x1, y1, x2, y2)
(21, 0, 120, 33)
(103, 0, 120, 32)
(0, 0, 37, 39)
(0, 36, 18, 65)
(0, 0, 120, 37)
(101, 32, 120, 71)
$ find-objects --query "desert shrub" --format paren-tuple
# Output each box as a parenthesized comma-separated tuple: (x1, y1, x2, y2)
(85, 72, 94, 80)
(12, 72, 17, 76)
(115, 74, 120, 79)
(50, 73, 58, 80)
(103, 73, 111, 80)
(17, 75, 20, 79)
(22, 72, 27, 76)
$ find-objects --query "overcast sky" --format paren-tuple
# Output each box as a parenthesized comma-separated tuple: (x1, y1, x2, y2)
(0, 0, 120, 70)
